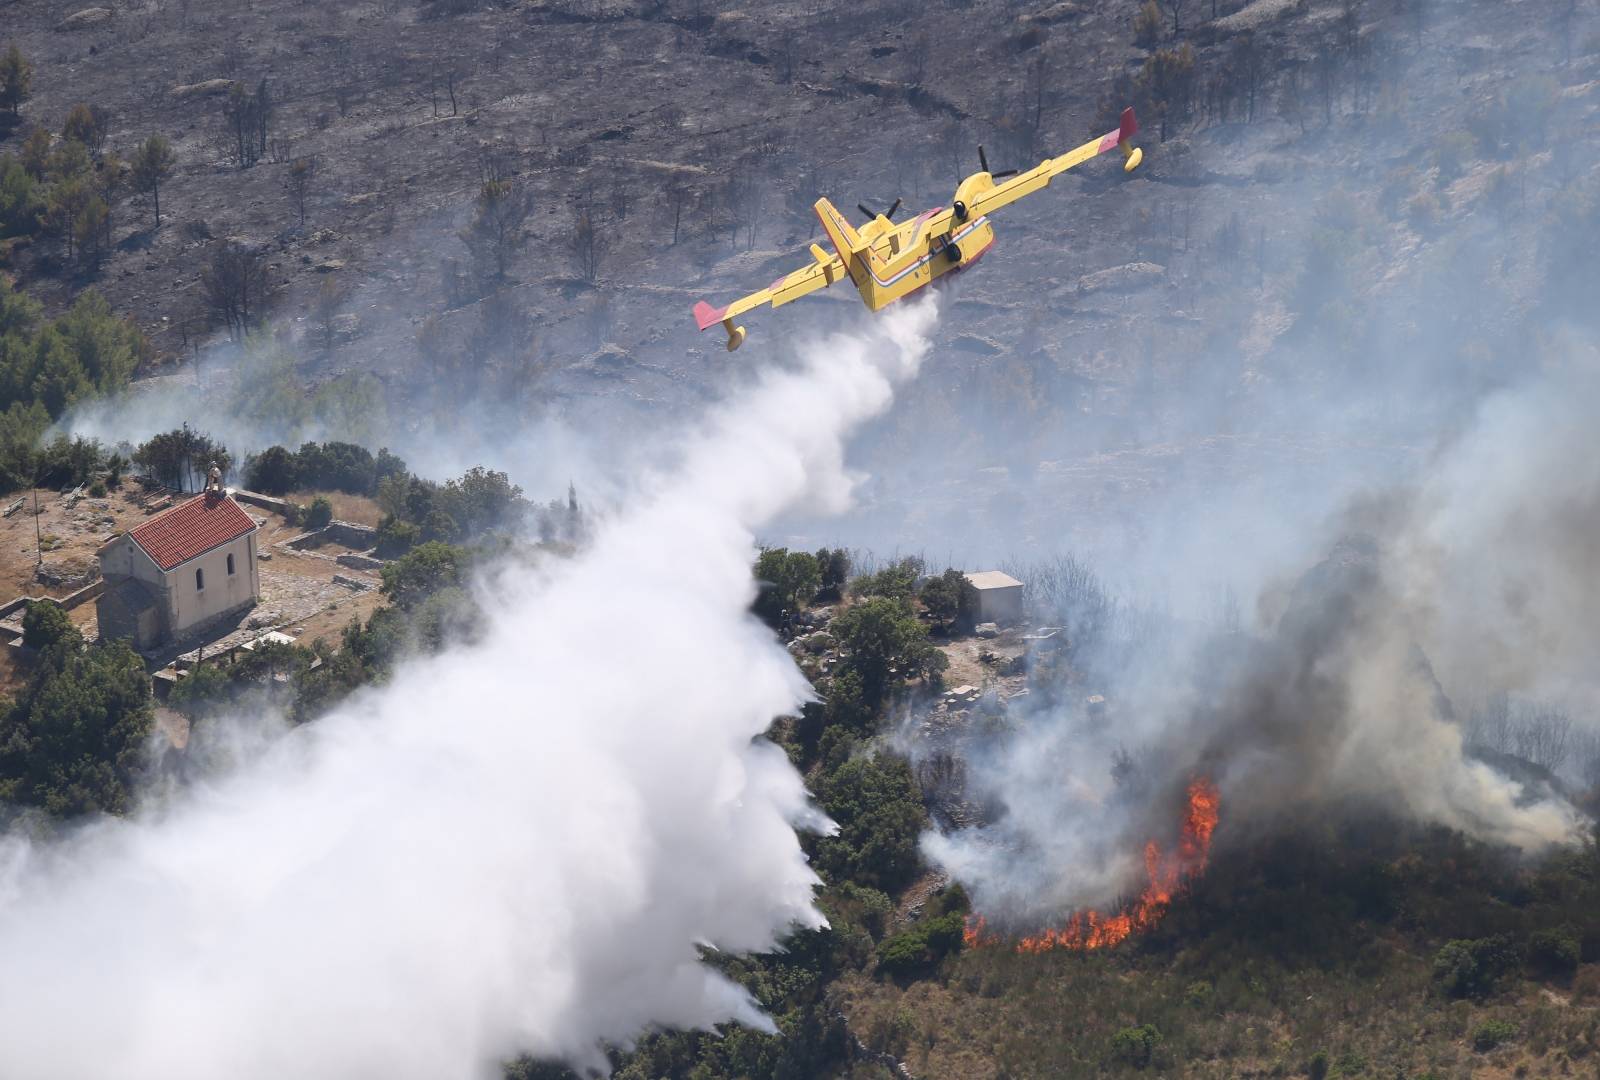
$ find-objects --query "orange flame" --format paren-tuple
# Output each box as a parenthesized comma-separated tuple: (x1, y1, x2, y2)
(965, 777, 1220, 953)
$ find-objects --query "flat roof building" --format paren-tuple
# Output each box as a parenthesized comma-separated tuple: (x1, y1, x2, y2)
(962, 570, 1024, 627)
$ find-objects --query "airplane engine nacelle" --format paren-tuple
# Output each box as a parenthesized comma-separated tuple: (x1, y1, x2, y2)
(951, 174, 997, 220)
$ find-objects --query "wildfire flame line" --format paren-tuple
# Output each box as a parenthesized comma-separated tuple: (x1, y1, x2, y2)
(964, 777, 1220, 953)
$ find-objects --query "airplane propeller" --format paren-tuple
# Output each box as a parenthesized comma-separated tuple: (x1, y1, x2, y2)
(978, 144, 1018, 180)
(857, 197, 903, 223)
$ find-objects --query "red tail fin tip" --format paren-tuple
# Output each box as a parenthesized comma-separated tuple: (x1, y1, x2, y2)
(693, 300, 727, 331)
(1120, 107, 1138, 142)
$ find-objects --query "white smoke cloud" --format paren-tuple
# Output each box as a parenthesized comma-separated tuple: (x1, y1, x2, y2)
(0, 302, 938, 1079)
(918, 354, 1599, 925)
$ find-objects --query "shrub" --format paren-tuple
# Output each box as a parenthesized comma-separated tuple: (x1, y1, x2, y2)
(1333, 1051, 1367, 1075)
(1308, 1050, 1329, 1080)
(374, 515, 420, 558)
(1473, 1019, 1517, 1051)
(811, 754, 925, 892)
(850, 557, 923, 601)
(752, 547, 821, 629)
(245, 445, 298, 494)
(87, 480, 106, 498)
(167, 662, 233, 721)
(1528, 927, 1580, 978)
(281, 502, 302, 527)
(1133, 0, 1162, 47)
(1110, 1024, 1163, 1068)
(133, 426, 229, 492)
(875, 908, 966, 978)
(813, 546, 851, 601)
(918, 568, 967, 630)
(830, 596, 947, 707)
(294, 440, 377, 494)
(0, 639, 153, 816)
(380, 541, 464, 608)
(820, 881, 895, 939)
(419, 509, 459, 545)
(876, 928, 933, 977)
(22, 599, 79, 657)
(305, 496, 334, 529)
(1434, 935, 1521, 998)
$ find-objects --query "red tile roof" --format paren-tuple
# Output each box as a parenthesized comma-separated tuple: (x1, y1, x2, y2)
(129, 493, 257, 571)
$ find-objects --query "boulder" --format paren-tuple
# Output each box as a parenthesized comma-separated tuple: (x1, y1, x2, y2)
(171, 79, 239, 99)
(975, 622, 1000, 639)
(800, 631, 836, 654)
(57, 8, 113, 30)
(1075, 261, 1165, 295)
(1024, 1, 1080, 23)
(332, 313, 361, 341)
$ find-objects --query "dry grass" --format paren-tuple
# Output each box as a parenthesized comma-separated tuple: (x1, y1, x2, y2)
(0, 487, 146, 602)
(835, 937, 1600, 1078)
(299, 491, 383, 527)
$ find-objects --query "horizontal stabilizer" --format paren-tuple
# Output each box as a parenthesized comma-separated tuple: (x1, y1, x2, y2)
(693, 300, 728, 331)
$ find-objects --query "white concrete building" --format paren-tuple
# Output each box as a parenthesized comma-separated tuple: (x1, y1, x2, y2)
(962, 570, 1024, 627)
(96, 491, 260, 651)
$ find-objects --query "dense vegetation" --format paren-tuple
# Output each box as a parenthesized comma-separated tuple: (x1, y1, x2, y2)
(3, 452, 1600, 1078)
(0, 600, 152, 816)
(0, 278, 146, 492)
(497, 549, 1600, 1080)
(169, 538, 481, 726)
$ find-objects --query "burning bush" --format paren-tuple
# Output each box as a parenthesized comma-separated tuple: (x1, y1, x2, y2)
(965, 777, 1220, 953)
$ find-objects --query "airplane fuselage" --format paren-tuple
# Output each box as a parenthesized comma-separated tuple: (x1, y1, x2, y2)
(846, 206, 997, 310)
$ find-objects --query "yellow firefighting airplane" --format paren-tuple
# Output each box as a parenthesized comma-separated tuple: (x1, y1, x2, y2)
(693, 108, 1143, 350)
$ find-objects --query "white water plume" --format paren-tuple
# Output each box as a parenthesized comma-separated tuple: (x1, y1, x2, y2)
(0, 301, 937, 1079)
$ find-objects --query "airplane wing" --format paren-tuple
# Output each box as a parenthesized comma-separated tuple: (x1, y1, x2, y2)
(693, 246, 847, 348)
(966, 107, 1141, 221)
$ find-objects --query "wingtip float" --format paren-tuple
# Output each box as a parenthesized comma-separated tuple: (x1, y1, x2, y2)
(691, 107, 1142, 352)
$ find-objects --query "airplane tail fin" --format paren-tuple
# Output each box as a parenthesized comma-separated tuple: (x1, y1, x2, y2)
(1120, 106, 1138, 143)
(814, 198, 868, 263)
(693, 300, 728, 331)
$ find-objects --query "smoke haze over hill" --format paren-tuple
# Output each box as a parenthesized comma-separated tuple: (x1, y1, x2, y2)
(920, 354, 1598, 928)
